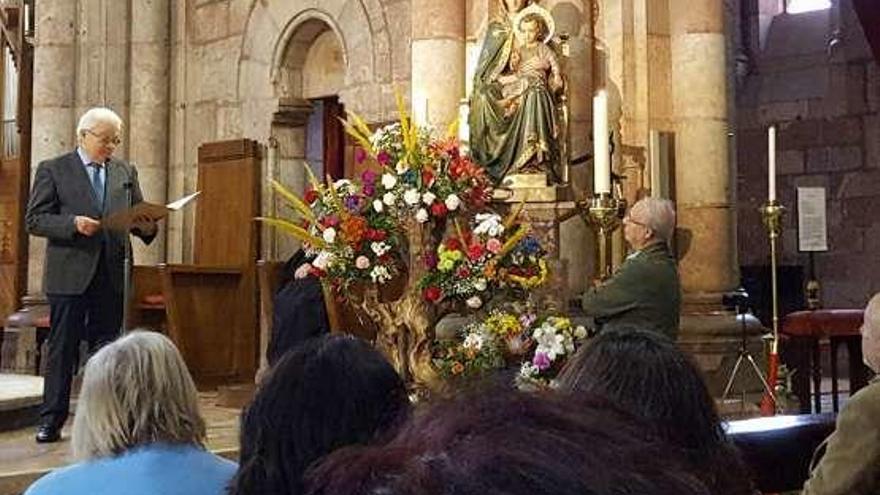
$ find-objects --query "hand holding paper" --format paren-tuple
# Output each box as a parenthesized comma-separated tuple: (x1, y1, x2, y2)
(103, 191, 201, 232)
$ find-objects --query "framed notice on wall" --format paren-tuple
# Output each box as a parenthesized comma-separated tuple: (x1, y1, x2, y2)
(797, 187, 828, 252)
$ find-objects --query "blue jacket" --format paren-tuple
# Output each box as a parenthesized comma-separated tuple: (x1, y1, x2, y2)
(24, 443, 237, 495)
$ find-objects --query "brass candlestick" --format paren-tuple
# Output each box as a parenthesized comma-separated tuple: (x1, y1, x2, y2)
(760, 200, 786, 414)
(585, 192, 626, 280)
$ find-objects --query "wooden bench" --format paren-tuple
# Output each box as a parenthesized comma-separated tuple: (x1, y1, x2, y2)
(727, 413, 836, 493)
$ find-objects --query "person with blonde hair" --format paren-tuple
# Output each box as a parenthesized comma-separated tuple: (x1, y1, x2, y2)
(24, 331, 236, 495)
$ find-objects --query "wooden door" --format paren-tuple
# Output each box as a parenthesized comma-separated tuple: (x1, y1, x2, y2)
(0, 155, 26, 322)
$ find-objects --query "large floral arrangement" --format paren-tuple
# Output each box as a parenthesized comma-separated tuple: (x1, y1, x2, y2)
(418, 211, 549, 309)
(434, 307, 588, 389)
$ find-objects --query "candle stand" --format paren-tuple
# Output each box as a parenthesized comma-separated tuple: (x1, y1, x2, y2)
(759, 200, 785, 415)
(584, 192, 626, 281)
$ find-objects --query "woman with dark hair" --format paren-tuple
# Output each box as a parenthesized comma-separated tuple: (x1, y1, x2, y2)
(307, 384, 710, 495)
(230, 334, 410, 495)
(556, 328, 754, 495)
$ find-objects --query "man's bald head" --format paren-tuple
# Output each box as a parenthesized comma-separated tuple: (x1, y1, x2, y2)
(861, 293, 880, 372)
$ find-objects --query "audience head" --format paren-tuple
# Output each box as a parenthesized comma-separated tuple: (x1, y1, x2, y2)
(557, 329, 752, 495)
(861, 292, 880, 372)
(72, 331, 206, 460)
(231, 334, 410, 495)
(624, 197, 676, 249)
(307, 384, 709, 495)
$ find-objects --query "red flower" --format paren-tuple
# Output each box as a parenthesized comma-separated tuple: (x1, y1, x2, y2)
(376, 150, 391, 167)
(304, 189, 319, 204)
(456, 266, 471, 278)
(431, 202, 448, 218)
(423, 286, 442, 302)
(365, 229, 387, 241)
(467, 243, 484, 260)
(422, 169, 435, 187)
(445, 238, 462, 252)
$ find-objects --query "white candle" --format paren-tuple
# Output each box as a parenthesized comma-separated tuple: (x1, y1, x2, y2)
(413, 93, 429, 127)
(768, 125, 777, 202)
(593, 90, 611, 194)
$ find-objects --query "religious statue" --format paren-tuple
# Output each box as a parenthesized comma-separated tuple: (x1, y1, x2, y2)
(469, 0, 565, 185)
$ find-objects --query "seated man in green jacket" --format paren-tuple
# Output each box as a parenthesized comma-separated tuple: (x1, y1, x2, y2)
(801, 292, 880, 495)
(581, 197, 681, 339)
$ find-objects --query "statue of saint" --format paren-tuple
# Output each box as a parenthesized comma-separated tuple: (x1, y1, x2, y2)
(469, 1, 564, 184)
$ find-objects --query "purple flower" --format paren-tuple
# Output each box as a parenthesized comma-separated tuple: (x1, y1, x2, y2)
(424, 251, 438, 269)
(361, 169, 377, 184)
(362, 184, 376, 197)
(344, 195, 361, 211)
(376, 150, 391, 166)
(355, 147, 368, 164)
(532, 352, 551, 371)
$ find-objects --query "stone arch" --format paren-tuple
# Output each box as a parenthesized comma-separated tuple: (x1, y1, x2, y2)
(236, 0, 392, 141)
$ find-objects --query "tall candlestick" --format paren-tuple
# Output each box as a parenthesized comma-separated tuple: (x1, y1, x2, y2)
(768, 125, 777, 202)
(593, 90, 611, 194)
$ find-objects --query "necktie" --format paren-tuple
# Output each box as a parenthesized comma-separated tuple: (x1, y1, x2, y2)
(89, 163, 104, 210)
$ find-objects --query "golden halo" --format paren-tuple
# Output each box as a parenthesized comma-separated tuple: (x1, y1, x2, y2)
(512, 3, 555, 45)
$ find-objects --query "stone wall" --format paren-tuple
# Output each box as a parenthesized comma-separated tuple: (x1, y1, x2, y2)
(736, 1, 880, 308)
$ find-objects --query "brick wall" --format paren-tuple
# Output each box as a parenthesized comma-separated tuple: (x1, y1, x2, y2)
(736, 5, 880, 308)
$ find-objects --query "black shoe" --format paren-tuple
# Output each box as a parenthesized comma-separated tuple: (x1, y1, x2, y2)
(35, 424, 61, 443)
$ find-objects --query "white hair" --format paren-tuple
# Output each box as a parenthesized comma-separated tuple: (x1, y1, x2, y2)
(633, 197, 676, 242)
(76, 107, 123, 137)
(72, 331, 206, 460)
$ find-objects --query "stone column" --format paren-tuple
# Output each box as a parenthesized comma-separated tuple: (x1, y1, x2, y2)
(670, 0, 737, 300)
(27, 0, 78, 296)
(670, 0, 762, 395)
(128, 0, 170, 265)
(411, 0, 465, 128)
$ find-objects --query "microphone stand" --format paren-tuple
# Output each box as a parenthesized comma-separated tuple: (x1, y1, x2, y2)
(121, 170, 134, 335)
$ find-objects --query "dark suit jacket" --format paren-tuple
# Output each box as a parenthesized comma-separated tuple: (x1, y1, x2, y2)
(581, 241, 681, 339)
(25, 151, 155, 295)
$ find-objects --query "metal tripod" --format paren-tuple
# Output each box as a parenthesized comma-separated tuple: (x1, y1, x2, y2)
(721, 307, 776, 405)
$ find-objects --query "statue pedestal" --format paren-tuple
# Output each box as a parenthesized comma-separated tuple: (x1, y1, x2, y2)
(492, 174, 578, 312)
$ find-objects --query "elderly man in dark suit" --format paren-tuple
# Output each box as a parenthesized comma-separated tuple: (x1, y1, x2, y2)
(26, 107, 157, 443)
(581, 197, 681, 339)
(801, 293, 880, 495)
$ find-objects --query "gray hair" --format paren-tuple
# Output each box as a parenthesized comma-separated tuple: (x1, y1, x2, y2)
(633, 197, 676, 242)
(72, 331, 206, 460)
(76, 107, 123, 137)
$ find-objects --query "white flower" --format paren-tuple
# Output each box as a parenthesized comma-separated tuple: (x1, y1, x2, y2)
(322, 227, 337, 244)
(371, 241, 390, 257)
(403, 188, 420, 205)
(312, 251, 332, 270)
(373, 199, 384, 213)
(415, 208, 429, 223)
(533, 325, 567, 361)
(422, 191, 436, 205)
(466, 296, 483, 309)
(395, 160, 409, 174)
(381, 173, 397, 190)
(444, 194, 461, 211)
(473, 278, 487, 292)
(370, 265, 392, 284)
(474, 213, 505, 237)
(462, 332, 484, 351)
(383, 192, 396, 206)
(574, 325, 587, 339)
(333, 179, 353, 192)
(519, 361, 539, 378)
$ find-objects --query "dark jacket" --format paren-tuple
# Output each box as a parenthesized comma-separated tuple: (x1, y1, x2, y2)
(581, 242, 681, 339)
(25, 151, 154, 295)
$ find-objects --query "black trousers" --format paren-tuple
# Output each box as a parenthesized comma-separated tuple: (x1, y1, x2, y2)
(41, 255, 122, 428)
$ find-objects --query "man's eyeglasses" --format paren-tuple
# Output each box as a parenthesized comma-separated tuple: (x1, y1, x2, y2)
(84, 129, 121, 146)
(623, 215, 649, 229)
